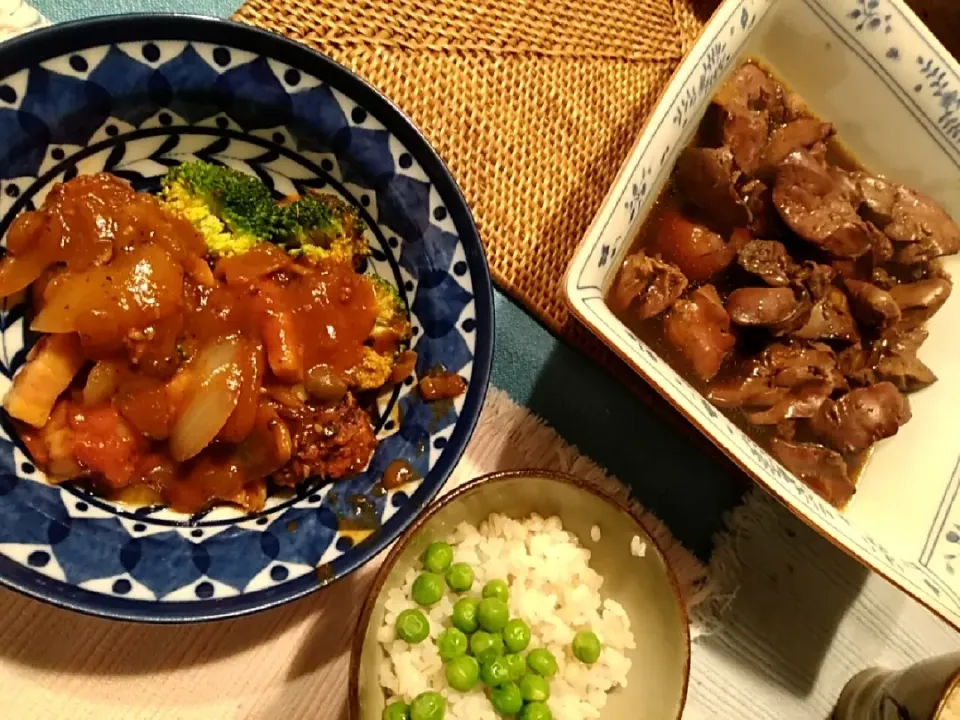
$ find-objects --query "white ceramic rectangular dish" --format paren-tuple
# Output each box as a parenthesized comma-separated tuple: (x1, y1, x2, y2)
(565, 0, 960, 628)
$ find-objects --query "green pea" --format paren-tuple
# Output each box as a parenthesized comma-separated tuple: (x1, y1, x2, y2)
(520, 673, 550, 702)
(445, 655, 479, 693)
(409, 691, 445, 720)
(382, 700, 410, 720)
(526, 648, 558, 678)
(395, 608, 430, 644)
(445, 562, 474, 593)
(436, 628, 468, 661)
(477, 597, 509, 633)
(451, 596, 480, 633)
(482, 579, 509, 603)
(502, 618, 531, 653)
(450, 596, 480, 633)
(422, 541, 454, 574)
(572, 630, 602, 665)
(469, 631, 504, 664)
(480, 656, 512, 687)
(504, 652, 527, 682)
(411, 572, 445, 606)
(519, 701, 553, 720)
(489, 682, 523, 716)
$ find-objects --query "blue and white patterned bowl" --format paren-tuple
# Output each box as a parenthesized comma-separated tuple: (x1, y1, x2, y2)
(0, 14, 494, 622)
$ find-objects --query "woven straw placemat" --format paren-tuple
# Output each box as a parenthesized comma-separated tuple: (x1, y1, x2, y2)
(232, 0, 698, 335)
(232, 0, 959, 435)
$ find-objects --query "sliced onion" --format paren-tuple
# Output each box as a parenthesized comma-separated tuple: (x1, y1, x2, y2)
(111, 485, 165, 507)
(236, 403, 292, 478)
(83, 361, 122, 406)
(0, 252, 48, 300)
(217, 339, 263, 444)
(31, 270, 98, 333)
(168, 336, 243, 462)
(261, 310, 303, 383)
(32, 245, 183, 338)
(183, 254, 217, 289)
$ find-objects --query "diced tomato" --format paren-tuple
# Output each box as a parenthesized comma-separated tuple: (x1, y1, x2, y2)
(69, 405, 144, 489)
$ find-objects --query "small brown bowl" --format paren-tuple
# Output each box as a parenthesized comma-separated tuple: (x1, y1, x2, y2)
(349, 469, 691, 719)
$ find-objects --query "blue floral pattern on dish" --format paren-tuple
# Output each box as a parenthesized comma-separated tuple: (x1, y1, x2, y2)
(836, 0, 960, 151)
(848, 0, 893, 33)
(0, 17, 493, 622)
(914, 56, 960, 141)
(672, 40, 733, 129)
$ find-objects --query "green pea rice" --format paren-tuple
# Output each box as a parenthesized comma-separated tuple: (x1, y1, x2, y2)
(377, 514, 636, 720)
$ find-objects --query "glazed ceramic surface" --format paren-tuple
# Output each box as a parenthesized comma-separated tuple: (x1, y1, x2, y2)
(350, 470, 690, 720)
(565, 0, 960, 629)
(0, 15, 493, 622)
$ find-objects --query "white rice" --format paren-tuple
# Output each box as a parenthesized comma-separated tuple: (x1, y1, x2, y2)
(590, 525, 601, 543)
(630, 536, 647, 558)
(377, 513, 636, 720)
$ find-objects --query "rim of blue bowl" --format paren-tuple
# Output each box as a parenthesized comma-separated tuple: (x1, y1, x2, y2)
(0, 13, 495, 623)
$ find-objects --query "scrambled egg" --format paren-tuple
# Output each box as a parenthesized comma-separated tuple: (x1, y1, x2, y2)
(159, 182, 261, 257)
(290, 238, 366, 267)
(349, 347, 395, 391)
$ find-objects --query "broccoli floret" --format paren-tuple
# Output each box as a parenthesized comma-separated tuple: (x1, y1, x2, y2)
(281, 193, 370, 266)
(368, 276, 412, 353)
(341, 278, 412, 389)
(160, 162, 292, 256)
(160, 163, 372, 265)
(371, 276, 406, 322)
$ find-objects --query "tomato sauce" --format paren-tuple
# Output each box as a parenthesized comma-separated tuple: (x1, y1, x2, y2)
(4, 174, 386, 514)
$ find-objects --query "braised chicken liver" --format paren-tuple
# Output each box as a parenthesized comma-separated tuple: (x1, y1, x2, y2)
(608, 61, 957, 507)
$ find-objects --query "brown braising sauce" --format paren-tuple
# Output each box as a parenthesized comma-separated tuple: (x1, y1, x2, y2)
(382, 459, 421, 490)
